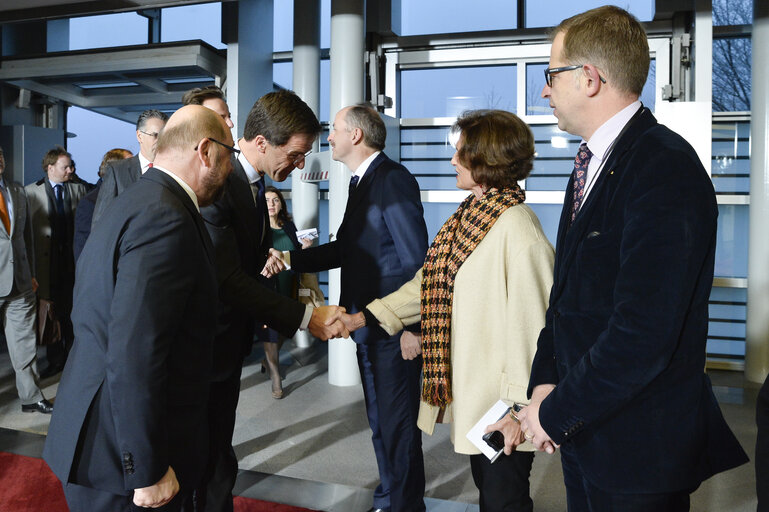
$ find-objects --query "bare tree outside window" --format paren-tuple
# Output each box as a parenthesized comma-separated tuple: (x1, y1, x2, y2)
(712, 0, 752, 112)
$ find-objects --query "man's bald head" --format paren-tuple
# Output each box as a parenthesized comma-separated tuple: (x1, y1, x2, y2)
(155, 105, 231, 157)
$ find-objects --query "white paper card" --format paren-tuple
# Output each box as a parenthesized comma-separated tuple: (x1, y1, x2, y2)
(296, 228, 319, 241)
(466, 399, 510, 461)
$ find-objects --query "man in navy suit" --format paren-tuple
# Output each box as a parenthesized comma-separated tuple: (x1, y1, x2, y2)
(43, 105, 234, 512)
(192, 90, 348, 512)
(515, 6, 747, 511)
(268, 104, 428, 512)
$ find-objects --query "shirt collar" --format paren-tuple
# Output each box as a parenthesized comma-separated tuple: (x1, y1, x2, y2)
(353, 151, 381, 181)
(138, 152, 152, 174)
(48, 179, 64, 188)
(153, 165, 199, 212)
(584, 100, 642, 163)
(235, 140, 261, 184)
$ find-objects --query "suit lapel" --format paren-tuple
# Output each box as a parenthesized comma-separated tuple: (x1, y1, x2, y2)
(551, 109, 657, 301)
(230, 159, 263, 248)
(8, 184, 22, 237)
(339, 152, 387, 234)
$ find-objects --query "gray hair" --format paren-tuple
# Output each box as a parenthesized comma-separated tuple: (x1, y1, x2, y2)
(344, 103, 386, 151)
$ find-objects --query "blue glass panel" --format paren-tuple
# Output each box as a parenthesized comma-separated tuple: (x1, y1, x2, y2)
(69, 13, 147, 50)
(401, 0, 516, 36)
(713, 37, 751, 112)
(526, 0, 654, 28)
(639, 59, 656, 112)
(161, 3, 224, 49)
(273, 61, 292, 89)
(715, 205, 749, 278)
(66, 107, 137, 184)
(423, 203, 465, 242)
(400, 66, 517, 119)
(713, 0, 753, 26)
(711, 120, 750, 194)
(526, 204, 562, 247)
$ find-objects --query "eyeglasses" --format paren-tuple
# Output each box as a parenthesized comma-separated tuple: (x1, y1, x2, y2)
(139, 130, 160, 139)
(272, 144, 312, 167)
(544, 65, 606, 87)
(194, 138, 241, 156)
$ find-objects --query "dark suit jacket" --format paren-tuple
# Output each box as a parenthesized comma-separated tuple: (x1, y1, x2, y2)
(200, 157, 305, 380)
(290, 152, 428, 344)
(73, 179, 101, 262)
(43, 169, 217, 496)
(528, 108, 748, 493)
(91, 155, 141, 228)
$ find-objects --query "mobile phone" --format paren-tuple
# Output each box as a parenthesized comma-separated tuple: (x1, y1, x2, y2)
(482, 430, 505, 452)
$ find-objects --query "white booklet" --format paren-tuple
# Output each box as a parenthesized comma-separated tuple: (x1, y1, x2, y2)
(466, 399, 511, 462)
(296, 228, 319, 242)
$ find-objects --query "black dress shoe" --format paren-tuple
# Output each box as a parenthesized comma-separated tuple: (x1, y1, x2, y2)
(21, 399, 54, 414)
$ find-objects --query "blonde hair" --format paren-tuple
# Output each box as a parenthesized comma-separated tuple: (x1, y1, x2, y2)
(555, 5, 649, 96)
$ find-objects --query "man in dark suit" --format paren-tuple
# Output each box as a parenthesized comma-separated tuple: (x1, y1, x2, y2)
(515, 6, 747, 511)
(268, 104, 428, 512)
(90, 109, 169, 228)
(73, 148, 132, 261)
(0, 146, 52, 414)
(43, 105, 234, 512)
(192, 90, 348, 512)
(758, 375, 769, 512)
(26, 146, 88, 377)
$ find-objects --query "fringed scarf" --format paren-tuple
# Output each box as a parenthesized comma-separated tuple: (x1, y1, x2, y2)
(420, 185, 526, 407)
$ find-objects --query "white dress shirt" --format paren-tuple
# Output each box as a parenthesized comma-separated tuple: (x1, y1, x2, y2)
(153, 165, 199, 212)
(580, 100, 643, 207)
(139, 152, 152, 174)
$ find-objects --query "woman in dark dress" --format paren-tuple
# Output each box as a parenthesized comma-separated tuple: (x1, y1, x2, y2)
(261, 187, 312, 398)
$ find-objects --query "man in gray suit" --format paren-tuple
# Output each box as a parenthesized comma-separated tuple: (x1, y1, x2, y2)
(26, 147, 88, 378)
(91, 109, 169, 227)
(0, 146, 53, 413)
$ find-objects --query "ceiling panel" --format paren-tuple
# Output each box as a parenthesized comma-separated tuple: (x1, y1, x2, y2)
(0, 0, 233, 23)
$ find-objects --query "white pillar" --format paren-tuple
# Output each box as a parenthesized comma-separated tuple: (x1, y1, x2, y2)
(327, 0, 365, 386)
(746, 0, 769, 383)
(292, 0, 321, 349)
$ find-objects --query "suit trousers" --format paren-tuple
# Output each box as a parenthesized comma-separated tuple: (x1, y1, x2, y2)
(190, 366, 243, 512)
(65, 481, 186, 512)
(470, 452, 534, 512)
(357, 337, 425, 512)
(757, 375, 769, 512)
(560, 443, 693, 512)
(0, 288, 43, 404)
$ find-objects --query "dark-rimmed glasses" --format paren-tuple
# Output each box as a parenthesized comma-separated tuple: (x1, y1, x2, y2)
(139, 130, 160, 139)
(544, 65, 606, 87)
(194, 138, 241, 156)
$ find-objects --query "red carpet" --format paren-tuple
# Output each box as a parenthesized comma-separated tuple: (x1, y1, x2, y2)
(0, 452, 319, 512)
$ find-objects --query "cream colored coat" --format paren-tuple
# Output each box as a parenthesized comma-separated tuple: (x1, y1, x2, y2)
(367, 203, 554, 454)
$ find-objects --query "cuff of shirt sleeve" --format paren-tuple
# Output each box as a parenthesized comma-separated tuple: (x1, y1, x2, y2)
(281, 250, 292, 270)
(299, 304, 313, 330)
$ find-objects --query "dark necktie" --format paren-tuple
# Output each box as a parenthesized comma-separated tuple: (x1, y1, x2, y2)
(570, 143, 592, 224)
(349, 175, 360, 196)
(252, 178, 267, 241)
(54, 184, 65, 215)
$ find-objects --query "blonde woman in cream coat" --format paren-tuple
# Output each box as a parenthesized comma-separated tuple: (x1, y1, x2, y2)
(344, 110, 554, 512)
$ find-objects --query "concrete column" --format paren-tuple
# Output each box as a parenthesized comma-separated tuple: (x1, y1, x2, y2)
(292, 0, 321, 350)
(292, 0, 321, 231)
(226, 0, 274, 137)
(746, 0, 769, 383)
(327, 0, 365, 387)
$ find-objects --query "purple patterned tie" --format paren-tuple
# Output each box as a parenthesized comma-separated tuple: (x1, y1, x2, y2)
(570, 142, 592, 224)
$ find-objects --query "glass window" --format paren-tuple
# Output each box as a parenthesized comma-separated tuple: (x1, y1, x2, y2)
(526, 0, 654, 28)
(715, 205, 749, 279)
(713, 0, 752, 26)
(712, 120, 750, 194)
(400, 0, 516, 36)
(272, 59, 330, 122)
(712, 37, 751, 112)
(526, 124, 579, 191)
(161, 3, 225, 49)
(527, 204, 561, 247)
(400, 127, 456, 190)
(66, 107, 137, 184)
(400, 65, 517, 119)
(707, 287, 747, 359)
(69, 13, 148, 50)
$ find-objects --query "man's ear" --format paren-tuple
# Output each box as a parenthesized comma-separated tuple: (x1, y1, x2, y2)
(253, 135, 268, 154)
(195, 138, 214, 166)
(583, 64, 604, 97)
(350, 127, 363, 145)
